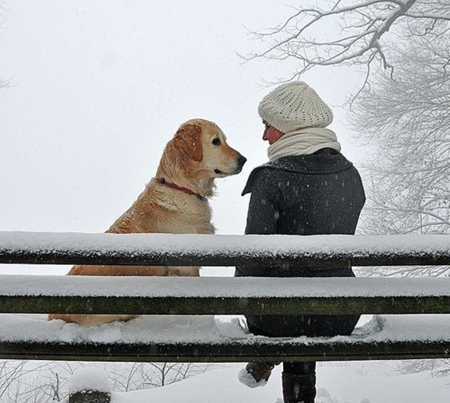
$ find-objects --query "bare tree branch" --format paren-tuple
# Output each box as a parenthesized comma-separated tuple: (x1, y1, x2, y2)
(351, 25, 450, 278)
(243, 0, 450, 89)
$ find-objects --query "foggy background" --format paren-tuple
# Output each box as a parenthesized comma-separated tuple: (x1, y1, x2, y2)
(0, 1, 367, 275)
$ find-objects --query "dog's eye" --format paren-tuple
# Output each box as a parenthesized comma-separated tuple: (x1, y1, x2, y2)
(212, 138, 221, 146)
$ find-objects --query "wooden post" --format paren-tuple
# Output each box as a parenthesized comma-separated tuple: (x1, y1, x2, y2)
(69, 390, 111, 403)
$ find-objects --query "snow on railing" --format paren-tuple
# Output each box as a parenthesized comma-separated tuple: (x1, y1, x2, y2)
(0, 232, 450, 368)
(1, 232, 450, 266)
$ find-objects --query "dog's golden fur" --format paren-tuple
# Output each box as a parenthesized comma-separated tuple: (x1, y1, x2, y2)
(48, 118, 246, 326)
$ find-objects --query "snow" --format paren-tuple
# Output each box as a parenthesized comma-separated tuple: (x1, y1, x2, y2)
(238, 366, 269, 388)
(69, 366, 111, 394)
(0, 314, 246, 344)
(1, 232, 450, 264)
(2, 275, 450, 298)
(58, 363, 450, 403)
(0, 314, 450, 347)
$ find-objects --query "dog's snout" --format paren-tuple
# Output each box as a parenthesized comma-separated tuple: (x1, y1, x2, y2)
(238, 155, 247, 167)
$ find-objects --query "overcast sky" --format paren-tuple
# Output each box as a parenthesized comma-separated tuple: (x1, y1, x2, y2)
(0, 1, 368, 274)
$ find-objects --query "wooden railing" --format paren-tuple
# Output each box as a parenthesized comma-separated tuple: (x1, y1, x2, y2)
(1, 232, 450, 401)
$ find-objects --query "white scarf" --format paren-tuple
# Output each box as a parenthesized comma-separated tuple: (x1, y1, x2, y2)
(267, 127, 341, 161)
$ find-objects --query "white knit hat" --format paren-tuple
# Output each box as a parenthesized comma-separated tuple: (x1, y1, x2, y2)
(258, 82, 333, 134)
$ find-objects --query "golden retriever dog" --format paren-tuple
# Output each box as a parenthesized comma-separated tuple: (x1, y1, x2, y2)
(48, 118, 246, 326)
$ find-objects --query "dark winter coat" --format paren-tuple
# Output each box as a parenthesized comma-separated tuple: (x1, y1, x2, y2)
(235, 148, 365, 337)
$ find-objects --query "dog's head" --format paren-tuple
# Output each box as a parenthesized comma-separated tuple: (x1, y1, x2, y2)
(170, 119, 246, 179)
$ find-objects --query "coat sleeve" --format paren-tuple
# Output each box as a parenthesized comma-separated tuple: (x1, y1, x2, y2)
(235, 170, 281, 277)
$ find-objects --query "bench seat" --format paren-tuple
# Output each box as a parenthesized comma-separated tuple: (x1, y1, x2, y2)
(0, 313, 450, 362)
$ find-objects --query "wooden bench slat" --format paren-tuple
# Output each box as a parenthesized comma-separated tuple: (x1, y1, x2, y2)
(3, 295, 450, 315)
(2, 276, 450, 315)
(0, 314, 449, 362)
(1, 232, 450, 267)
(1, 338, 450, 363)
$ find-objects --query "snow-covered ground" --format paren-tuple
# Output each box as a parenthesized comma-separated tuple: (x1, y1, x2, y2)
(62, 362, 450, 403)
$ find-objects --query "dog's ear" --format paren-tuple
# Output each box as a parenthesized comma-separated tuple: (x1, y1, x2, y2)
(173, 123, 203, 162)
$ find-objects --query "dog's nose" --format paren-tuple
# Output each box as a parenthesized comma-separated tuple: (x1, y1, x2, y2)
(238, 155, 247, 167)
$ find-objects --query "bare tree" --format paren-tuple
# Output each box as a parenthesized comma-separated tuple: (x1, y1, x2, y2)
(0, 361, 26, 401)
(396, 358, 450, 377)
(136, 362, 215, 389)
(0, 361, 58, 403)
(244, 0, 450, 90)
(350, 26, 450, 277)
(0, 360, 216, 401)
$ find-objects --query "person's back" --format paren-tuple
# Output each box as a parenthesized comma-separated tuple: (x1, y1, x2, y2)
(236, 81, 365, 403)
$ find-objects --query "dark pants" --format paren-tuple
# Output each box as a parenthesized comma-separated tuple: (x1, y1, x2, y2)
(246, 312, 360, 338)
(238, 266, 360, 338)
(282, 369, 317, 403)
(247, 311, 359, 402)
(239, 267, 360, 402)
(247, 313, 358, 368)
(283, 361, 316, 375)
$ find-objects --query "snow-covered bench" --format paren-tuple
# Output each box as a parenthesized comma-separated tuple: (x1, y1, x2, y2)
(1, 231, 450, 365)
